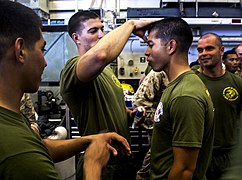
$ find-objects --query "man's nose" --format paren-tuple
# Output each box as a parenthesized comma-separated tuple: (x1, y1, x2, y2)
(98, 30, 104, 38)
(144, 48, 150, 57)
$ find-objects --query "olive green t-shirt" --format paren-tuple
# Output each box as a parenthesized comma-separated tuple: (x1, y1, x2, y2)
(0, 106, 59, 180)
(60, 56, 130, 142)
(151, 71, 214, 180)
(198, 71, 242, 150)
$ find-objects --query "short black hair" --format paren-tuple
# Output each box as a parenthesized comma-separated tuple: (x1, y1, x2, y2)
(0, 1, 42, 60)
(68, 10, 99, 37)
(148, 17, 193, 53)
(222, 49, 237, 60)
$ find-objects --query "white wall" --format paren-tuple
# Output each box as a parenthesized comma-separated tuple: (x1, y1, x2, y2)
(49, 0, 160, 10)
(49, 0, 241, 12)
(49, 0, 160, 19)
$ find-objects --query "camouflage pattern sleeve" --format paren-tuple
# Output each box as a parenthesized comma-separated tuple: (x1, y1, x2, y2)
(235, 67, 242, 77)
(133, 70, 168, 109)
(132, 70, 169, 129)
(20, 93, 39, 132)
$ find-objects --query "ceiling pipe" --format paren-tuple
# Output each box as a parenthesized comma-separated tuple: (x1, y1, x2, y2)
(75, 0, 78, 12)
(178, 0, 186, 17)
(90, 0, 95, 9)
(99, 0, 104, 8)
(115, 0, 120, 17)
(195, 0, 198, 17)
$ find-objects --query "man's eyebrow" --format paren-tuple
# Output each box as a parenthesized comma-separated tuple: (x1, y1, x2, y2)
(87, 27, 98, 32)
(198, 45, 214, 49)
(87, 26, 104, 32)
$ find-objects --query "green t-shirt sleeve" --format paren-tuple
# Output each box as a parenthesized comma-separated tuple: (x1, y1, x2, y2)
(170, 96, 205, 148)
(0, 152, 59, 180)
(60, 57, 80, 94)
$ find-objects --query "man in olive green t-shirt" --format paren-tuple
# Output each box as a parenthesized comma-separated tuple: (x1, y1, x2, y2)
(144, 17, 214, 180)
(197, 33, 242, 180)
(60, 10, 155, 180)
(0, 2, 132, 180)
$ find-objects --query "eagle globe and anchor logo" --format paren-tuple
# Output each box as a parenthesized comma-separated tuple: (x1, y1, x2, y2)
(223, 87, 239, 101)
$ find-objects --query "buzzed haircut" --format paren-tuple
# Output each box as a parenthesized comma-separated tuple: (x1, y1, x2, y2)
(148, 17, 193, 53)
(68, 10, 99, 37)
(0, 1, 42, 59)
(199, 33, 223, 48)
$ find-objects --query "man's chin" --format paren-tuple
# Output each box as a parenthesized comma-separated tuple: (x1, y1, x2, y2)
(153, 67, 163, 72)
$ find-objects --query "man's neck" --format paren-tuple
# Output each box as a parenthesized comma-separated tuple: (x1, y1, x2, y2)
(165, 55, 190, 82)
(0, 97, 21, 113)
(166, 66, 190, 82)
(78, 45, 89, 57)
(0, 81, 22, 113)
(202, 66, 225, 78)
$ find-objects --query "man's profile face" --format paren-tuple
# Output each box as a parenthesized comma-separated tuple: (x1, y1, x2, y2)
(23, 31, 47, 93)
(145, 30, 169, 72)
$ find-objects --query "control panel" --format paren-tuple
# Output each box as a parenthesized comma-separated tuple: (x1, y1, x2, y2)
(117, 52, 148, 79)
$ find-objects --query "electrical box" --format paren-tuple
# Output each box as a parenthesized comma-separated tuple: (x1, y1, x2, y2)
(16, 0, 49, 19)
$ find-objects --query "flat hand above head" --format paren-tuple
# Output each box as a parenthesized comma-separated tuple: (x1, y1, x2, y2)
(131, 19, 160, 42)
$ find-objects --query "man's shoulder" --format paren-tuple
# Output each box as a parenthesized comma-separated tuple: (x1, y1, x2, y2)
(225, 71, 242, 84)
(172, 72, 209, 98)
(227, 71, 242, 79)
(64, 56, 79, 68)
(182, 70, 203, 84)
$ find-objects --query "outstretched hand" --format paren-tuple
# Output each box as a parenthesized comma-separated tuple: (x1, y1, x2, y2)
(101, 132, 131, 156)
(85, 132, 131, 157)
(83, 132, 131, 179)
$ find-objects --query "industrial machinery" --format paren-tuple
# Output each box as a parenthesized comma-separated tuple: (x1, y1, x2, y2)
(36, 90, 66, 138)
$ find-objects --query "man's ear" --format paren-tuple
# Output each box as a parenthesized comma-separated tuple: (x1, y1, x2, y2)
(220, 46, 225, 56)
(167, 39, 177, 55)
(72, 33, 81, 45)
(14, 37, 25, 63)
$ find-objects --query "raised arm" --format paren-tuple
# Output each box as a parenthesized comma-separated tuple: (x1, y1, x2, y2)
(76, 20, 155, 82)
